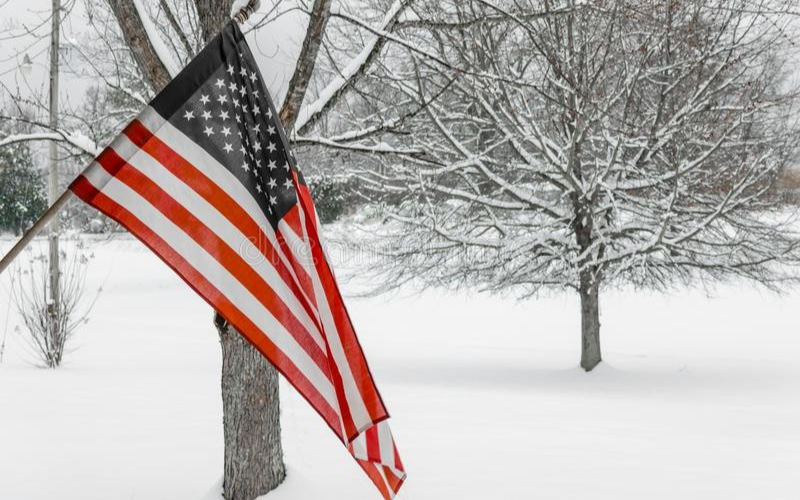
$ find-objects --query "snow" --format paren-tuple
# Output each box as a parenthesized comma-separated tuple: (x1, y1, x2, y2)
(1, 234, 799, 500)
(0, 130, 99, 156)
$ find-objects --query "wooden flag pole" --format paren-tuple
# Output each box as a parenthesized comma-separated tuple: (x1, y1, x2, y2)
(0, 0, 262, 278)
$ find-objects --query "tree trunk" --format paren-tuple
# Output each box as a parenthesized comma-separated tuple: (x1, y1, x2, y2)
(106, 0, 172, 91)
(216, 315, 286, 500)
(579, 270, 602, 372)
(194, 0, 236, 43)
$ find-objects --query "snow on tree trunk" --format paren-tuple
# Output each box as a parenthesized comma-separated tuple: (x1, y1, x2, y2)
(217, 316, 285, 500)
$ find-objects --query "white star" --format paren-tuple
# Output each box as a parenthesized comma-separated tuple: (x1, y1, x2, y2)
(269, 195, 277, 206)
(227, 64, 235, 76)
(249, 71, 258, 83)
(221, 126, 231, 137)
(235, 114, 242, 123)
(253, 89, 260, 99)
(256, 184, 263, 193)
(266, 108, 272, 118)
(238, 84, 247, 96)
(220, 110, 230, 120)
(267, 142, 276, 153)
(267, 160, 277, 171)
(283, 162, 290, 171)
(203, 126, 214, 136)
(267, 125, 276, 135)
(228, 80, 238, 92)
(255, 158, 262, 169)
(267, 205, 273, 214)
(223, 143, 233, 153)
(253, 141, 262, 152)
(253, 105, 261, 116)
(215, 78, 225, 89)
(239, 145, 247, 155)
(283, 178, 293, 189)
(267, 177, 277, 188)
(202, 110, 212, 120)
(183, 110, 195, 121)
(239, 66, 248, 77)
(233, 98, 240, 108)
(240, 162, 250, 172)
(217, 94, 228, 105)
(200, 94, 210, 105)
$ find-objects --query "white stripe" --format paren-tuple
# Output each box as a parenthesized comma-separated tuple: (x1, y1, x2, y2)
(377, 421, 395, 467)
(110, 134, 326, 352)
(81, 168, 339, 412)
(283, 201, 373, 431)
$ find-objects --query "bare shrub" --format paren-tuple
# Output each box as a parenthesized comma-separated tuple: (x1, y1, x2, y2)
(11, 239, 97, 368)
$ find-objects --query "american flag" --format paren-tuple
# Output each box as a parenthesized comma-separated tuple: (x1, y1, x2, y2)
(69, 21, 405, 499)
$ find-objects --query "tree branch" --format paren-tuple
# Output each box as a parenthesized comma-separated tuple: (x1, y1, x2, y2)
(105, 0, 172, 91)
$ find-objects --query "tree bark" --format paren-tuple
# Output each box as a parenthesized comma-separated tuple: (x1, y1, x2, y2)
(194, 0, 236, 42)
(106, 0, 172, 91)
(216, 315, 286, 500)
(279, 0, 334, 131)
(579, 269, 601, 372)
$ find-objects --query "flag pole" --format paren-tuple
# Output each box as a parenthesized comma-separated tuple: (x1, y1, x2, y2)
(0, 0, 263, 278)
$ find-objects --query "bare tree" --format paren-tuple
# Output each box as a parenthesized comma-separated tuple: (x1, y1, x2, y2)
(349, 0, 800, 371)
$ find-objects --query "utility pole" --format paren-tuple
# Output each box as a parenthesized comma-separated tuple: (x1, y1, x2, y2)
(48, 0, 61, 334)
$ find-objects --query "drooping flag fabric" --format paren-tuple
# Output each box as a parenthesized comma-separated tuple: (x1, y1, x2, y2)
(69, 21, 405, 499)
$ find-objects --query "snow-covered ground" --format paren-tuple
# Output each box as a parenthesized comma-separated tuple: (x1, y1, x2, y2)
(1, 235, 799, 500)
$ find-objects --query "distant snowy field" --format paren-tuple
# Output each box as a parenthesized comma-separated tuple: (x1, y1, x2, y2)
(1, 233, 799, 500)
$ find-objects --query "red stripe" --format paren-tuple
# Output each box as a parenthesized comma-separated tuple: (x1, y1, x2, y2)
(276, 208, 319, 311)
(295, 180, 388, 427)
(92, 149, 335, 389)
(394, 441, 404, 471)
(70, 175, 343, 437)
(383, 465, 404, 494)
(123, 120, 323, 336)
(365, 425, 381, 463)
(355, 460, 392, 500)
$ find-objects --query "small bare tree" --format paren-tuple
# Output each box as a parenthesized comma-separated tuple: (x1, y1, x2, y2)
(11, 240, 95, 368)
